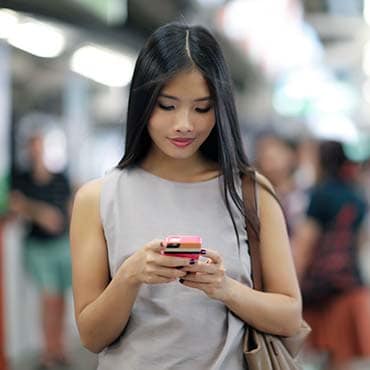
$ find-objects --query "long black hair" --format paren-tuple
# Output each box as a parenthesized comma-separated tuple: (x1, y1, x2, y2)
(117, 22, 257, 244)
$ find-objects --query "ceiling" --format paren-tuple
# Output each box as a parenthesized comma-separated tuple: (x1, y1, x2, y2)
(0, 0, 262, 125)
(303, 0, 366, 71)
(0, 0, 368, 131)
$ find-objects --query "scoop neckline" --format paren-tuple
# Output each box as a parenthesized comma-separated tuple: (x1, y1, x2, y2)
(135, 166, 223, 186)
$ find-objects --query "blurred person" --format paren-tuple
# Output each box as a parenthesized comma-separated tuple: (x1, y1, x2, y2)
(70, 22, 302, 369)
(292, 140, 370, 370)
(360, 159, 370, 199)
(294, 138, 319, 192)
(10, 133, 72, 369)
(254, 133, 308, 236)
(358, 159, 370, 286)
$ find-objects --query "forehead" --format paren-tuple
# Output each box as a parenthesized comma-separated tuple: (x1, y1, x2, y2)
(161, 69, 211, 97)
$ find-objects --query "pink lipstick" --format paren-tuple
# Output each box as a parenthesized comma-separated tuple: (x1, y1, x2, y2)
(169, 138, 194, 148)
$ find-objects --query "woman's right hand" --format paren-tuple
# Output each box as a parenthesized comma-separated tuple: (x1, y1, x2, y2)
(118, 239, 191, 286)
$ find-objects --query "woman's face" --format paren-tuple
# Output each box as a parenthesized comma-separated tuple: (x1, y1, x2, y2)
(147, 69, 215, 162)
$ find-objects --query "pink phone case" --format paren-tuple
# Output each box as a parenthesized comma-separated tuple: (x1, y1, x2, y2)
(163, 235, 202, 259)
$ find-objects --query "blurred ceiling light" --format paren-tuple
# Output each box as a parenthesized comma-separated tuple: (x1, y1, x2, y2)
(72, 0, 127, 25)
(44, 129, 68, 173)
(220, 0, 321, 75)
(364, 0, 370, 25)
(274, 68, 356, 117)
(0, 9, 18, 39)
(70, 45, 134, 87)
(8, 21, 65, 58)
(307, 114, 359, 143)
(313, 82, 357, 114)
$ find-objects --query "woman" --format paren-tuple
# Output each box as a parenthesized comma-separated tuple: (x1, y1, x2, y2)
(293, 140, 370, 370)
(70, 22, 301, 369)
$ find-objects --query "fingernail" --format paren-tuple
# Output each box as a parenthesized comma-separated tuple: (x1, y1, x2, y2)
(160, 242, 164, 247)
(179, 279, 184, 284)
(200, 249, 206, 254)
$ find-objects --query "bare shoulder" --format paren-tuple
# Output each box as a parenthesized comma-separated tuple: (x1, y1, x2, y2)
(253, 171, 282, 217)
(254, 171, 276, 195)
(70, 178, 105, 237)
(73, 178, 103, 207)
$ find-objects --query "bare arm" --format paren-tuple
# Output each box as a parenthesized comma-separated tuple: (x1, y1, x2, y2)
(222, 174, 302, 335)
(70, 180, 191, 353)
(10, 191, 64, 234)
(181, 174, 302, 336)
(70, 179, 138, 353)
(291, 218, 321, 281)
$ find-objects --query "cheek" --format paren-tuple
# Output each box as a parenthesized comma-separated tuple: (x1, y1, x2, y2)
(148, 110, 160, 130)
(198, 114, 216, 136)
(147, 111, 166, 136)
(148, 110, 171, 132)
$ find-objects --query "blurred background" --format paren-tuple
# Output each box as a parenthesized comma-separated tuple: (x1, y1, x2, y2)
(0, 1, 370, 369)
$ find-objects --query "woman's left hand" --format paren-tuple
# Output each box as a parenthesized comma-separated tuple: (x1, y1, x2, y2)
(179, 249, 230, 301)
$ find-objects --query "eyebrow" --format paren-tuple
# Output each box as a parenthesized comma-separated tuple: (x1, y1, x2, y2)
(159, 94, 212, 102)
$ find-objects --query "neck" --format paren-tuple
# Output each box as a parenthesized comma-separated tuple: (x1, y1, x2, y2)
(141, 151, 219, 182)
(32, 162, 51, 183)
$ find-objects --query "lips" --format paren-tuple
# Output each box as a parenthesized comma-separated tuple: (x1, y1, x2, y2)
(169, 137, 195, 148)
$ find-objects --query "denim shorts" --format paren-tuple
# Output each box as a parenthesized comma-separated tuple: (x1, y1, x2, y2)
(24, 235, 71, 295)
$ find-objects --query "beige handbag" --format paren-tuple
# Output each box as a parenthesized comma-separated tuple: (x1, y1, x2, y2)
(242, 172, 311, 370)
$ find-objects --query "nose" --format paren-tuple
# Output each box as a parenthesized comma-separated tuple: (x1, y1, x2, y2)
(174, 109, 194, 133)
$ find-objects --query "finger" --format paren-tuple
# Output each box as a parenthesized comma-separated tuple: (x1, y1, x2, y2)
(182, 274, 213, 284)
(149, 266, 187, 279)
(179, 280, 211, 290)
(201, 249, 222, 264)
(145, 239, 164, 253)
(157, 255, 196, 268)
(181, 263, 218, 274)
(147, 275, 177, 284)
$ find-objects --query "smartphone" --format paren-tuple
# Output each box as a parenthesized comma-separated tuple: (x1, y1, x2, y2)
(163, 235, 202, 260)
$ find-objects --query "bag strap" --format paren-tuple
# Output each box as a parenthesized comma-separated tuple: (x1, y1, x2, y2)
(242, 171, 263, 291)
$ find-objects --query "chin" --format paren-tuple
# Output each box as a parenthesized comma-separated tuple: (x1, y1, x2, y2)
(168, 152, 196, 160)
(165, 148, 198, 160)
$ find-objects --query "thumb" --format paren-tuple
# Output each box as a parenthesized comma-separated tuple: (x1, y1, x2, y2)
(146, 238, 164, 253)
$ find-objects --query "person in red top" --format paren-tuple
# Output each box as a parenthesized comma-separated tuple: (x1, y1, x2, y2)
(293, 140, 370, 370)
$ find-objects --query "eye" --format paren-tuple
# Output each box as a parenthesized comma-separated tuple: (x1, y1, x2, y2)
(158, 102, 175, 111)
(195, 106, 212, 113)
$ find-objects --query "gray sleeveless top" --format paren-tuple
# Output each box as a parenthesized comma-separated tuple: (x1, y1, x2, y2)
(98, 167, 252, 370)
